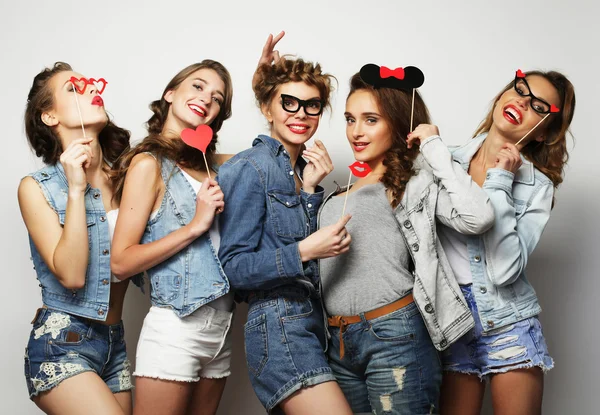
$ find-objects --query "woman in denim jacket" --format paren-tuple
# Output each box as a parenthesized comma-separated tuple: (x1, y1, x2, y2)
(218, 53, 354, 413)
(110, 61, 234, 415)
(19, 62, 135, 414)
(319, 69, 495, 414)
(438, 70, 576, 415)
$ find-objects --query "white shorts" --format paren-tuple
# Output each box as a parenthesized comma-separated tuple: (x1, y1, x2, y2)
(134, 305, 233, 382)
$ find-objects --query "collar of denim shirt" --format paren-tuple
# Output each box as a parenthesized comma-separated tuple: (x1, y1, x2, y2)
(451, 133, 535, 185)
(252, 134, 308, 171)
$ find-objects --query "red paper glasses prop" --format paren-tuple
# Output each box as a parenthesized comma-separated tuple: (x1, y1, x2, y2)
(69, 77, 108, 95)
(180, 125, 214, 179)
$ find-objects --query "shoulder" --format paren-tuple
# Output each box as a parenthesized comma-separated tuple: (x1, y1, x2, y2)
(129, 153, 161, 175)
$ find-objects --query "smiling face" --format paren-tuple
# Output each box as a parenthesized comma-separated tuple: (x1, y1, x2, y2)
(263, 82, 322, 148)
(493, 75, 561, 143)
(41, 70, 108, 137)
(163, 68, 225, 133)
(344, 89, 393, 166)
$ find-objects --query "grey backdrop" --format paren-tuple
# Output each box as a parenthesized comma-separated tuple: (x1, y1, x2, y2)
(2, 0, 597, 413)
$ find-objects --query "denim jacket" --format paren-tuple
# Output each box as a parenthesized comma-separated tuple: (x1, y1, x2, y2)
(217, 135, 325, 300)
(448, 133, 553, 331)
(27, 163, 142, 321)
(141, 156, 229, 317)
(320, 135, 495, 350)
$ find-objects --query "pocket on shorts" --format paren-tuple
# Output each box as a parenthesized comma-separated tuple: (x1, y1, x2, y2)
(244, 314, 269, 377)
(369, 304, 419, 342)
(151, 274, 182, 303)
(282, 296, 313, 320)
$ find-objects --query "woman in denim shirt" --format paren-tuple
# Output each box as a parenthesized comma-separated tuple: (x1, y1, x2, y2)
(19, 63, 134, 413)
(218, 54, 353, 414)
(438, 70, 576, 415)
(319, 69, 495, 415)
(110, 61, 234, 415)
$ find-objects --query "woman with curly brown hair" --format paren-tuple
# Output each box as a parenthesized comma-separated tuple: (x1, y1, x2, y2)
(19, 62, 136, 414)
(318, 67, 495, 414)
(217, 52, 354, 413)
(438, 70, 576, 415)
(110, 60, 234, 415)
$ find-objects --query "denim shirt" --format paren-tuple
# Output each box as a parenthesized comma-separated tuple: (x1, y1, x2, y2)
(448, 133, 553, 331)
(320, 135, 495, 350)
(141, 156, 230, 317)
(27, 163, 142, 321)
(217, 135, 325, 300)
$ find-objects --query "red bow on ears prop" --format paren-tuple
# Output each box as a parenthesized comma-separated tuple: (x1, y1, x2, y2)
(181, 125, 213, 153)
(69, 77, 108, 95)
(380, 66, 405, 80)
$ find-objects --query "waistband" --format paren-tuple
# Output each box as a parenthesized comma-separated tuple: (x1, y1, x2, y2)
(327, 293, 414, 359)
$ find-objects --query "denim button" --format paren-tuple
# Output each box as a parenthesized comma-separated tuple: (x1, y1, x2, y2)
(480, 286, 487, 294)
(41, 172, 49, 178)
(98, 309, 105, 316)
(474, 255, 481, 262)
(424, 304, 434, 314)
(307, 203, 312, 208)
(486, 173, 491, 180)
(487, 320, 494, 328)
(412, 243, 419, 252)
(440, 339, 448, 348)
(102, 279, 109, 285)
(71, 290, 77, 297)
(93, 193, 100, 199)
(286, 202, 290, 206)
(100, 216, 106, 222)
(403, 220, 412, 229)
(103, 249, 109, 255)
(289, 171, 294, 176)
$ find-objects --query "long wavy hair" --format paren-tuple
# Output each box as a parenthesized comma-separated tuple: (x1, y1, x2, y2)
(111, 60, 233, 203)
(474, 70, 576, 190)
(347, 72, 431, 208)
(24, 62, 130, 166)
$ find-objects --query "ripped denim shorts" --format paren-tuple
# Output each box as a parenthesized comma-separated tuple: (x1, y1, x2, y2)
(442, 285, 554, 380)
(24, 307, 133, 399)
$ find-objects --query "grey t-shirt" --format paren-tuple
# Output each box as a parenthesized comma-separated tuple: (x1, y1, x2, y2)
(319, 182, 414, 316)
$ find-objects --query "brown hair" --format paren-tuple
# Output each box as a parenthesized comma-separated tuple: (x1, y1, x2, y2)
(24, 62, 130, 165)
(474, 70, 576, 189)
(253, 56, 335, 113)
(111, 60, 233, 203)
(348, 72, 431, 208)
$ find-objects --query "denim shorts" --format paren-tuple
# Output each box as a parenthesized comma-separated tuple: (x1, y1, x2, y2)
(24, 308, 133, 399)
(244, 287, 336, 413)
(442, 285, 554, 380)
(328, 301, 442, 415)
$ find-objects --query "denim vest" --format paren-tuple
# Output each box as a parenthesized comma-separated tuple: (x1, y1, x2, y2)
(320, 135, 495, 351)
(448, 133, 552, 331)
(27, 163, 142, 321)
(141, 156, 229, 317)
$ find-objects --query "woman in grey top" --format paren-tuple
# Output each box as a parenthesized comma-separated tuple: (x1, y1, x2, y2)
(316, 66, 495, 414)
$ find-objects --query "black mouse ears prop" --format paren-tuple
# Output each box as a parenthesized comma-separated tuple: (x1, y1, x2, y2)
(359, 64, 425, 90)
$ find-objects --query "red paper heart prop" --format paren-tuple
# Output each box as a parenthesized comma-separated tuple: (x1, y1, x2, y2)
(89, 78, 108, 95)
(516, 69, 526, 78)
(181, 125, 213, 153)
(348, 161, 372, 178)
(550, 104, 560, 113)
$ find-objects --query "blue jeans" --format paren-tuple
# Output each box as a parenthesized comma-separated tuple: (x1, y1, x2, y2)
(442, 285, 554, 380)
(24, 308, 132, 399)
(328, 302, 442, 415)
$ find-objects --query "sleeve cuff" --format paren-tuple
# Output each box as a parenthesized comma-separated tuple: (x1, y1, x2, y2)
(483, 168, 515, 192)
(301, 186, 325, 215)
(276, 242, 305, 279)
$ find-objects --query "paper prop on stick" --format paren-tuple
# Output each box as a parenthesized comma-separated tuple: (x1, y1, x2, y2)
(68, 76, 108, 139)
(341, 161, 372, 218)
(359, 63, 425, 135)
(512, 69, 561, 147)
(181, 124, 214, 179)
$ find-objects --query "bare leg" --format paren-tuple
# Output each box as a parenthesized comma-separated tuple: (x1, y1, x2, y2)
(113, 391, 133, 415)
(279, 381, 353, 415)
(490, 368, 543, 415)
(439, 372, 485, 415)
(186, 377, 228, 415)
(35, 371, 126, 415)
(133, 377, 195, 415)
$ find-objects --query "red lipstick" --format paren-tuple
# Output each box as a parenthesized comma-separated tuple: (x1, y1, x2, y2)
(92, 96, 104, 106)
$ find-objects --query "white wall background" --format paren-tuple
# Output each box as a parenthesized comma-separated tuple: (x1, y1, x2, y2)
(1, 0, 597, 413)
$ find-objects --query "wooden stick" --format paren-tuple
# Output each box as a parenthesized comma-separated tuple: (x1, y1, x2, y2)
(202, 152, 212, 180)
(71, 84, 86, 138)
(410, 88, 416, 132)
(341, 170, 352, 218)
(515, 114, 550, 147)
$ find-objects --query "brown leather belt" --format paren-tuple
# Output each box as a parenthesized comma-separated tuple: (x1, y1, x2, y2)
(327, 293, 414, 359)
